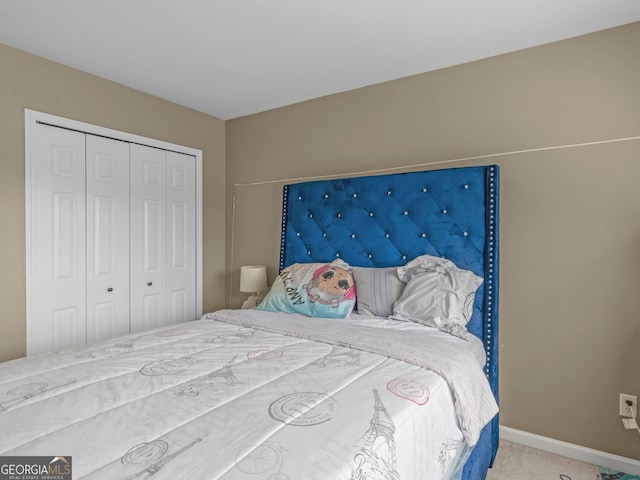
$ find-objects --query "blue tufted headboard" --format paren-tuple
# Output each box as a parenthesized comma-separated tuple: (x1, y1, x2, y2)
(279, 165, 500, 465)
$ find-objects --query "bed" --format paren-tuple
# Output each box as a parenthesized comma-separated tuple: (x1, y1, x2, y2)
(0, 165, 500, 480)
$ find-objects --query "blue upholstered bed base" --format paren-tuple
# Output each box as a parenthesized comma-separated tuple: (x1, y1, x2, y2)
(279, 165, 500, 478)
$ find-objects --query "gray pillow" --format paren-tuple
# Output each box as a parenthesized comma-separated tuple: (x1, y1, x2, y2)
(352, 267, 405, 317)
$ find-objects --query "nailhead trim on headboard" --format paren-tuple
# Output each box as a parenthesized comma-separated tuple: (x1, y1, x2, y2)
(484, 166, 499, 383)
(279, 185, 289, 270)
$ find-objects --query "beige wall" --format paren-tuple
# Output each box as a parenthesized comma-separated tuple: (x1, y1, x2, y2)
(0, 43, 227, 363)
(226, 23, 640, 461)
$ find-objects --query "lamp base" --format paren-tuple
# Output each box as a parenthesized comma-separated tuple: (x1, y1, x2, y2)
(241, 294, 259, 309)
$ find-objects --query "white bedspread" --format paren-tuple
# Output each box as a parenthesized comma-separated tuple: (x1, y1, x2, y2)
(209, 309, 497, 446)
(0, 310, 497, 480)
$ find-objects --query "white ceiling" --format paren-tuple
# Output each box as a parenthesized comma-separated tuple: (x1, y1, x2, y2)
(1, 1, 639, 120)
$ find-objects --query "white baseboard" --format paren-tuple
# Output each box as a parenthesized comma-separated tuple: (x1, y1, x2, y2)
(500, 426, 640, 476)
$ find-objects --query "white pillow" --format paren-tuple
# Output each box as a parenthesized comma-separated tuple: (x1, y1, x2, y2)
(390, 254, 483, 339)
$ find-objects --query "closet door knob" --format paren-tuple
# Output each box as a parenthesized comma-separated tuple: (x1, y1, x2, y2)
(147, 282, 153, 286)
(107, 287, 113, 292)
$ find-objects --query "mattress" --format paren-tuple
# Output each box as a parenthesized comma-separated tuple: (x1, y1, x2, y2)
(0, 310, 497, 479)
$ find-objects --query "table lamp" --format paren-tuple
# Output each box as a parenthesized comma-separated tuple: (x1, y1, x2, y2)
(240, 265, 268, 309)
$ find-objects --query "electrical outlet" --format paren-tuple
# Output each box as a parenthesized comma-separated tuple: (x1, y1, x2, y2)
(619, 393, 637, 418)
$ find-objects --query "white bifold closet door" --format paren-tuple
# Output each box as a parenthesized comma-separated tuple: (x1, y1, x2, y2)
(85, 135, 131, 344)
(30, 123, 196, 355)
(129, 144, 196, 333)
(32, 125, 88, 353)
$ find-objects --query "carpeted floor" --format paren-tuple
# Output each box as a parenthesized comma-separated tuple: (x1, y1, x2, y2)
(486, 440, 639, 480)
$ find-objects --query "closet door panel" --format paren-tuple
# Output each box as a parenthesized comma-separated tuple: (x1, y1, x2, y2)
(86, 135, 130, 343)
(30, 124, 87, 354)
(166, 151, 197, 324)
(130, 144, 167, 332)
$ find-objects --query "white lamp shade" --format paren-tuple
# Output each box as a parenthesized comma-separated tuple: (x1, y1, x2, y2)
(240, 265, 268, 293)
